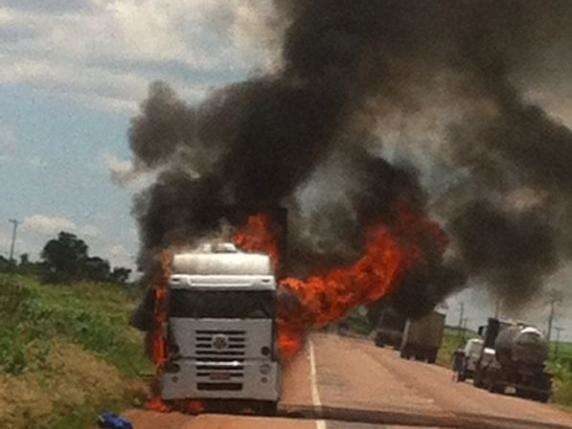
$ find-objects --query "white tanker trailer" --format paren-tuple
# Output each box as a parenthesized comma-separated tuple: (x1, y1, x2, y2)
(474, 317, 552, 402)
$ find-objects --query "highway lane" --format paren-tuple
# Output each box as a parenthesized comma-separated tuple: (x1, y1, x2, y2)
(124, 332, 572, 428)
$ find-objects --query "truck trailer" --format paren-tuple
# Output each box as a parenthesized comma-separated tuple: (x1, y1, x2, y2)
(374, 307, 407, 349)
(399, 311, 445, 363)
(158, 243, 281, 413)
(473, 318, 551, 402)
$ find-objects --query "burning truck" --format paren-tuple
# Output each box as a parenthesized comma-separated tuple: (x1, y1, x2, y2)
(132, 204, 448, 413)
(158, 243, 281, 413)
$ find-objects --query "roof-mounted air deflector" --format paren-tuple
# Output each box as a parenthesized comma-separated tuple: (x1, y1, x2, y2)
(169, 274, 276, 291)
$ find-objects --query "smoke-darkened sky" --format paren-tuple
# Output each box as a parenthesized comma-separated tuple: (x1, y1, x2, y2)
(2, 0, 572, 335)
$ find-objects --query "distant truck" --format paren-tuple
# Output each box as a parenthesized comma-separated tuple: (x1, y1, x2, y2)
(399, 311, 446, 363)
(374, 307, 407, 349)
(455, 338, 484, 381)
(473, 317, 551, 402)
(160, 243, 281, 413)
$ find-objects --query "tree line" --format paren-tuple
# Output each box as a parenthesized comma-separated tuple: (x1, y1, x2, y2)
(0, 231, 131, 284)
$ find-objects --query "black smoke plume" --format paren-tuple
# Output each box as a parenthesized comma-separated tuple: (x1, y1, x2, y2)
(127, 1, 572, 316)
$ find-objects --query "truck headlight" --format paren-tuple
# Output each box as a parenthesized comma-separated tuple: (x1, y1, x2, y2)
(260, 364, 271, 375)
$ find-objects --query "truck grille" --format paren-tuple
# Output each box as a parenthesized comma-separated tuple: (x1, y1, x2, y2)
(195, 330, 246, 390)
(195, 329, 247, 358)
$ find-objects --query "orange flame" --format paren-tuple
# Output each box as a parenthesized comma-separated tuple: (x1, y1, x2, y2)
(146, 251, 173, 412)
(277, 225, 411, 359)
(234, 206, 448, 361)
(148, 206, 448, 411)
(232, 213, 281, 272)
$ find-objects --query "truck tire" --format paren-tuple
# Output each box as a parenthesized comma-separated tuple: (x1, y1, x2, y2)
(427, 351, 437, 364)
(473, 370, 484, 388)
(400, 348, 410, 360)
(255, 401, 278, 416)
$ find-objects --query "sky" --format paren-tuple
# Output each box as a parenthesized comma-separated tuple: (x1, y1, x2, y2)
(0, 0, 276, 270)
(0, 0, 570, 340)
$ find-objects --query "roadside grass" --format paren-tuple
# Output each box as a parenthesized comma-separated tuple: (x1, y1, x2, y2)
(0, 273, 152, 428)
(436, 330, 466, 368)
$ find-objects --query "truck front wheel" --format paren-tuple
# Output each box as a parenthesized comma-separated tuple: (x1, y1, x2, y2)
(473, 370, 484, 388)
(256, 401, 278, 416)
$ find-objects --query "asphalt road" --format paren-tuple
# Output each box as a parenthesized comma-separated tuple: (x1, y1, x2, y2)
(124, 333, 572, 428)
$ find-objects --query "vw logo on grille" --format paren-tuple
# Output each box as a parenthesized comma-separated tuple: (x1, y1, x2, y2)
(212, 334, 229, 350)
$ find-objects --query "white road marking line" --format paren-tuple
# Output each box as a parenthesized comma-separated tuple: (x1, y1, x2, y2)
(309, 339, 327, 429)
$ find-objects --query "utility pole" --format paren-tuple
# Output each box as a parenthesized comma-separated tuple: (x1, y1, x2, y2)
(462, 317, 469, 341)
(554, 327, 564, 359)
(458, 302, 465, 337)
(494, 299, 502, 319)
(8, 219, 19, 264)
(547, 297, 560, 343)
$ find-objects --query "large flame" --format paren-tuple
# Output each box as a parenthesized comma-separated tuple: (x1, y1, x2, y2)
(277, 225, 410, 359)
(146, 251, 173, 412)
(148, 208, 447, 410)
(232, 213, 281, 271)
(234, 208, 448, 361)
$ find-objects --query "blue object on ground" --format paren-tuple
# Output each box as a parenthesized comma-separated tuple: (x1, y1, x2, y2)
(97, 412, 133, 429)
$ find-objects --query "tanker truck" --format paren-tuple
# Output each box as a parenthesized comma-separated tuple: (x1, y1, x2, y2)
(473, 317, 551, 402)
(133, 243, 281, 414)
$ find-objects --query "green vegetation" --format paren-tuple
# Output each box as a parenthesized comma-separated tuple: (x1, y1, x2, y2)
(0, 231, 131, 285)
(0, 274, 152, 429)
(436, 328, 468, 367)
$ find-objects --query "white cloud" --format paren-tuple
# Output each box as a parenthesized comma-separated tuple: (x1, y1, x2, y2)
(79, 225, 100, 238)
(21, 214, 99, 238)
(22, 214, 77, 235)
(106, 243, 136, 270)
(0, 0, 278, 113)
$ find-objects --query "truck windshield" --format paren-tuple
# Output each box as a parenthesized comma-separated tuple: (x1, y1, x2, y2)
(169, 290, 276, 319)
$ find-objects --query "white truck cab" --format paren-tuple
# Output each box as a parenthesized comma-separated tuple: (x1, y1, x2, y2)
(160, 243, 281, 409)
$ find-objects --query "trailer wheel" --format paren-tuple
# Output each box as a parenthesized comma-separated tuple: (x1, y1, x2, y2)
(473, 370, 484, 388)
(527, 392, 550, 403)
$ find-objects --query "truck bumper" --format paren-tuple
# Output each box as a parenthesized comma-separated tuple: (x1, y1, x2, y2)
(161, 360, 281, 402)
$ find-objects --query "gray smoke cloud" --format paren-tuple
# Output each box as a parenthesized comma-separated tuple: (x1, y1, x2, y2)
(126, 1, 572, 316)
